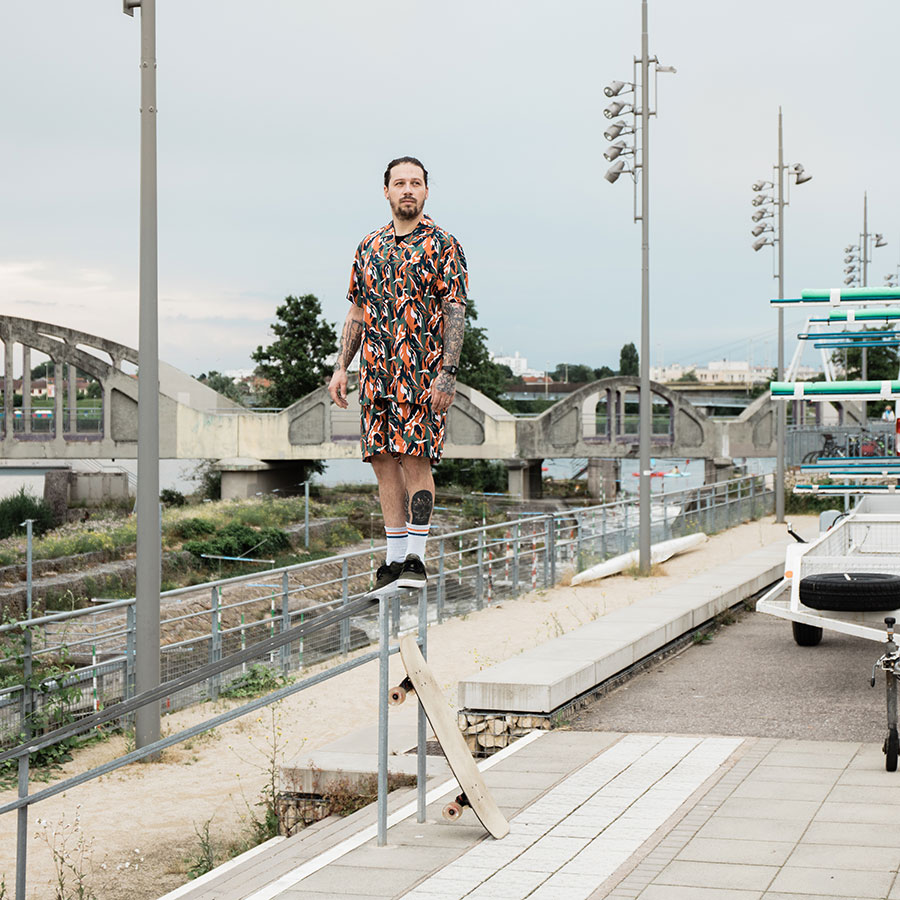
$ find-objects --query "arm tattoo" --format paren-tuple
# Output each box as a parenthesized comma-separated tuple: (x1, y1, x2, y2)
(433, 371, 456, 395)
(410, 489, 434, 525)
(335, 318, 363, 370)
(441, 301, 466, 369)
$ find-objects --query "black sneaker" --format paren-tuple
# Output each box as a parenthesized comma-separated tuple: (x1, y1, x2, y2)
(364, 560, 403, 600)
(396, 553, 428, 590)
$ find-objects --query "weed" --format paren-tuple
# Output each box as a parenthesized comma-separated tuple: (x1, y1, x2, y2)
(220, 664, 291, 699)
(35, 806, 99, 900)
(185, 818, 216, 880)
(316, 771, 417, 817)
(623, 561, 666, 578)
(716, 609, 737, 627)
(692, 631, 713, 644)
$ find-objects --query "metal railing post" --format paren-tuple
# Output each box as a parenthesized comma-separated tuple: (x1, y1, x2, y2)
(543, 517, 551, 587)
(417, 585, 427, 823)
(16, 521, 33, 900)
(437, 539, 445, 624)
(16, 752, 29, 900)
(376, 593, 389, 846)
(304, 480, 310, 549)
(125, 604, 136, 708)
(280, 572, 290, 674)
(547, 515, 556, 586)
(209, 587, 220, 701)
(601, 504, 608, 558)
(575, 511, 582, 571)
(340, 558, 350, 655)
(512, 521, 520, 593)
(476, 531, 484, 609)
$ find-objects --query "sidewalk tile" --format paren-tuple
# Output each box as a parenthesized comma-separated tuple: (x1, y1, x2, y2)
(803, 819, 900, 847)
(768, 866, 894, 898)
(786, 842, 900, 870)
(695, 817, 807, 842)
(636, 886, 761, 899)
(715, 797, 820, 822)
(827, 783, 900, 804)
(747, 765, 841, 785)
(655, 860, 777, 891)
(677, 837, 794, 866)
(730, 780, 832, 802)
(814, 801, 900, 825)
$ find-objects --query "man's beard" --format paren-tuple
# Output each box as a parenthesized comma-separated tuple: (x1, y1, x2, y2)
(393, 197, 422, 221)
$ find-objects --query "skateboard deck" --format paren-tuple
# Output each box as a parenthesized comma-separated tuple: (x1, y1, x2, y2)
(393, 634, 509, 839)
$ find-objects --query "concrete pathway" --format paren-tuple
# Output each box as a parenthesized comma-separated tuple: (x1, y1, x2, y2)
(167, 729, 900, 900)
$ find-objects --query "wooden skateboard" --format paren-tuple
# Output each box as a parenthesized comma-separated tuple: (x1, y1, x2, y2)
(390, 634, 509, 839)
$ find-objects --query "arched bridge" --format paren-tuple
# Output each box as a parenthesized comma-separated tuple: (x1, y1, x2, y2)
(1, 316, 800, 498)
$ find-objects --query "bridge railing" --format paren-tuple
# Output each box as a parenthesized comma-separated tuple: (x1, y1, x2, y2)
(0, 473, 772, 748)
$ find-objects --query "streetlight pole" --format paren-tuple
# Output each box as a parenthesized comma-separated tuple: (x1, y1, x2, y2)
(125, 0, 161, 753)
(750, 109, 811, 524)
(638, 0, 651, 574)
(602, 0, 673, 574)
(775, 109, 786, 525)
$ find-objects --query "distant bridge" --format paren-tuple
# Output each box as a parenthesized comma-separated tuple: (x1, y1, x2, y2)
(0, 317, 859, 498)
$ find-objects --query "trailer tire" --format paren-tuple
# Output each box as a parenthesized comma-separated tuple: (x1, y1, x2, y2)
(792, 621, 823, 646)
(799, 573, 900, 612)
(886, 727, 899, 772)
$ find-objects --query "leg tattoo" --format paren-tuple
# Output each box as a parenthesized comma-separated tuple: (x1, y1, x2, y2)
(410, 490, 434, 526)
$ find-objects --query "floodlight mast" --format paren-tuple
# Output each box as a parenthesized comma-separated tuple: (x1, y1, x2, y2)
(124, 0, 161, 756)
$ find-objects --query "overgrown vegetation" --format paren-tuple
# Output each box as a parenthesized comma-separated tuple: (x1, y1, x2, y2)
(183, 522, 290, 566)
(220, 664, 290, 699)
(0, 488, 54, 540)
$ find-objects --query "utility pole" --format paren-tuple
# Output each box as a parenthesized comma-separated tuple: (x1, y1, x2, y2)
(775, 109, 786, 523)
(125, 0, 161, 753)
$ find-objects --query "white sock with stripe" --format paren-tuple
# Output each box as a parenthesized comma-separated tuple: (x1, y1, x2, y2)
(385, 526, 407, 565)
(406, 522, 430, 560)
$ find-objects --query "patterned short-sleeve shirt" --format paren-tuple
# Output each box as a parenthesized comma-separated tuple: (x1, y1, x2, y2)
(347, 214, 467, 406)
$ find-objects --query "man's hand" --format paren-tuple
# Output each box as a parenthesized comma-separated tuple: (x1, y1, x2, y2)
(328, 369, 349, 409)
(430, 370, 456, 414)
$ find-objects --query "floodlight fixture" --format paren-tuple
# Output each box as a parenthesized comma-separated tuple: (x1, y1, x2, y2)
(751, 223, 772, 237)
(844, 266, 858, 274)
(751, 180, 773, 192)
(604, 159, 628, 183)
(604, 80, 632, 97)
(752, 194, 772, 207)
(845, 245, 859, 253)
(603, 140, 631, 161)
(752, 237, 773, 252)
(656, 64, 677, 73)
(876, 233, 888, 248)
(751, 209, 773, 222)
(844, 255, 856, 264)
(604, 101, 632, 119)
(604, 120, 627, 140)
(844, 276, 856, 285)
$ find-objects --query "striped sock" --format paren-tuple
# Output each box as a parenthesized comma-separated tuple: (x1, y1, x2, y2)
(385, 526, 407, 565)
(406, 522, 430, 560)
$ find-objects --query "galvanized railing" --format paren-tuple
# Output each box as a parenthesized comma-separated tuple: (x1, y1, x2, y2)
(0, 472, 772, 900)
(0, 473, 773, 748)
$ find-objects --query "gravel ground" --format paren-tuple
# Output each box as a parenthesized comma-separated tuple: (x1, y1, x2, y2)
(571, 604, 893, 743)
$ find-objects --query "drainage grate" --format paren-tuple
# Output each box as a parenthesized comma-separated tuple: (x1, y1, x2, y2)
(404, 740, 446, 758)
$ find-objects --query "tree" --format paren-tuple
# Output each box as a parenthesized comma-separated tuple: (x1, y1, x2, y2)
(549, 363, 595, 383)
(198, 370, 246, 405)
(458, 298, 510, 404)
(30, 361, 52, 380)
(251, 294, 338, 408)
(593, 365, 615, 381)
(832, 327, 899, 381)
(619, 342, 639, 376)
(673, 369, 699, 383)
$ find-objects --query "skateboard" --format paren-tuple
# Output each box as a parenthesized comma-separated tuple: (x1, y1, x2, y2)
(390, 634, 510, 838)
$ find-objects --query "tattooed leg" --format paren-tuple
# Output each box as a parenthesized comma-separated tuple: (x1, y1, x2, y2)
(402, 456, 435, 560)
(410, 490, 434, 525)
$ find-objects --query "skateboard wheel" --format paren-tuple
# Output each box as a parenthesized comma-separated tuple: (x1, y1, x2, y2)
(442, 801, 463, 822)
(388, 686, 407, 706)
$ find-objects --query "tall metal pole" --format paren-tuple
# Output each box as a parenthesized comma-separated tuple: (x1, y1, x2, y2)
(638, 0, 651, 573)
(775, 109, 785, 523)
(861, 192, 869, 423)
(131, 0, 161, 752)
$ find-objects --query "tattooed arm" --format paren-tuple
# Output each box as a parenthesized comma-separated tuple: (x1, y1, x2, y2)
(328, 305, 365, 409)
(430, 300, 466, 413)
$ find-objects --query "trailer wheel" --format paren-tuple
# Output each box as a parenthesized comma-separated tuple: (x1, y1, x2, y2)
(799, 573, 900, 612)
(791, 621, 823, 646)
(885, 727, 899, 772)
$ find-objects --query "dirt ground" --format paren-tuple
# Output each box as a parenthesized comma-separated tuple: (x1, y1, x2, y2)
(0, 515, 814, 900)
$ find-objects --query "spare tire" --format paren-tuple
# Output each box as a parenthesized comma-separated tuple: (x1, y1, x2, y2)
(799, 572, 900, 612)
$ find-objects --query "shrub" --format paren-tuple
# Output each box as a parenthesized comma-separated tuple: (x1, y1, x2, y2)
(160, 488, 186, 507)
(184, 523, 290, 563)
(0, 488, 54, 540)
(170, 517, 217, 541)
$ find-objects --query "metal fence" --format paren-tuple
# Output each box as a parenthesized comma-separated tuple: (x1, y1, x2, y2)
(0, 473, 773, 749)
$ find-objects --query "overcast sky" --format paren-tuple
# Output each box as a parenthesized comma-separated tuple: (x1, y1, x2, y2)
(2, 1, 898, 381)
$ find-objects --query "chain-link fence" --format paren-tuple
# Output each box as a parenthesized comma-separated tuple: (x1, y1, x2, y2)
(0, 473, 772, 747)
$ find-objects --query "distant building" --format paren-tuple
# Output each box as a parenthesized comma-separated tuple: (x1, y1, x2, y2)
(490, 351, 543, 378)
(651, 360, 822, 386)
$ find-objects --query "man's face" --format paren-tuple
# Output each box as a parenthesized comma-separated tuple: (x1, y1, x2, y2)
(384, 163, 428, 221)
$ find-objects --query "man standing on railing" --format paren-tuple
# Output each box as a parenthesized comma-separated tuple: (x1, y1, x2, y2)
(328, 157, 467, 597)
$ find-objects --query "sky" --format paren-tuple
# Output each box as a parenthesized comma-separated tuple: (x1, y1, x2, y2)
(1, 1, 898, 381)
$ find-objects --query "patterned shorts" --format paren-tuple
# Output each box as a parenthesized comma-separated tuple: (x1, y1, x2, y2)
(360, 399, 446, 463)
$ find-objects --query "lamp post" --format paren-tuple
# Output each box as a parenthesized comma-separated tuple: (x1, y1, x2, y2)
(841, 193, 887, 422)
(602, 0, 675, 575)
(124, 0, 161, 753)
(750, 108, 812, 525)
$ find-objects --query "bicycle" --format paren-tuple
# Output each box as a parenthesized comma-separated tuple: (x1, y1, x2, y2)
(802, 433, 845, 464)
